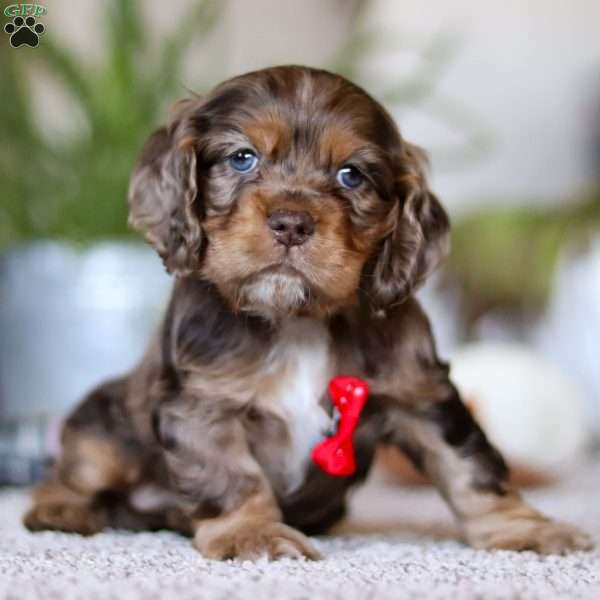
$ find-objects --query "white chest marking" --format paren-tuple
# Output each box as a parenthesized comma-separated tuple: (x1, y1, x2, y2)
(261, 318, 333, 492)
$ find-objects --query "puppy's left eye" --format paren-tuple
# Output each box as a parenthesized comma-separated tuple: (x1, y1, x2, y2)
(229, 149, 258, 173)
(336, 165, 365, 189)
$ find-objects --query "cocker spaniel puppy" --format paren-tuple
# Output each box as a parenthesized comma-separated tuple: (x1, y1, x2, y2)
(25, 66, 592, 560)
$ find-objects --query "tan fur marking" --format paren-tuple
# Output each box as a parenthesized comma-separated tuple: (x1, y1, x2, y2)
(319, 126, 368, 166)
(60, 430, 142, 494)
(245, 113, 291, 157)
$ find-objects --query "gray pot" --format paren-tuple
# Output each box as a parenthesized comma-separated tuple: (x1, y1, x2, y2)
(0, 241, 172, 483)
(0, 240, 172, 419)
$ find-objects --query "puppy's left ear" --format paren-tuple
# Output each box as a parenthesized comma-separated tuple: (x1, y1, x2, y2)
(370, 143, 450, 310)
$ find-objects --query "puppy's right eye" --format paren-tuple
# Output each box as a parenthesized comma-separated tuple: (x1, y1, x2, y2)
(229, 149, 258, 173)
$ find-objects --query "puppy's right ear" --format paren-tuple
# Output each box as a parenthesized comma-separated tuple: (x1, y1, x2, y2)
(128, 102, 203, 275)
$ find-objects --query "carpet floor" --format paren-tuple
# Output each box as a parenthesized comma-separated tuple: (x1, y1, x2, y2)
(1, 463, 599, 600)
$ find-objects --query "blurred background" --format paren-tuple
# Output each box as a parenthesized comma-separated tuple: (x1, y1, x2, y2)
(1, 0, 599, 486)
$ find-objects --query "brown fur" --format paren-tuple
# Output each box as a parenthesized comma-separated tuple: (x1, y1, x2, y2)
(25, 66, 592, 559)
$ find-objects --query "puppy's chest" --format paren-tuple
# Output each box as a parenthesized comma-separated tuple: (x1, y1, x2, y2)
(250, 319, 334, 492)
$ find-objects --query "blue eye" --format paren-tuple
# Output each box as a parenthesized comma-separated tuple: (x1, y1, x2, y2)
(336, 165, 365, 189)
(229, 149, 258, 173)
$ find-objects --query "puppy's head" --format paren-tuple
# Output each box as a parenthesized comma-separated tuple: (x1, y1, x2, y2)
(128, 66, 449, 318)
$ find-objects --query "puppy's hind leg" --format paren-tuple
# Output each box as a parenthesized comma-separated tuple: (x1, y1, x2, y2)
(24, 479, 106, 536)
(24, 378, 144, 535)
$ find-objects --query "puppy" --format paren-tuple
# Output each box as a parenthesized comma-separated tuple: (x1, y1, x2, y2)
(25, 66, 592, 560)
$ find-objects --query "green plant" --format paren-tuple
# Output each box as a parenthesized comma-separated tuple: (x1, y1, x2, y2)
(448, 188, 600, 318)
(0, 0, 224, 246)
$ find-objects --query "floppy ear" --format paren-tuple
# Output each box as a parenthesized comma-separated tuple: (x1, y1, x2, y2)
(370, 143, 450, 310)
(128, 103, 203, 275)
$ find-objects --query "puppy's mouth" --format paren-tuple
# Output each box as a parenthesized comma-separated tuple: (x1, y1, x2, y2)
(249, 263, 309, 285)
(236, 264, 315, 317)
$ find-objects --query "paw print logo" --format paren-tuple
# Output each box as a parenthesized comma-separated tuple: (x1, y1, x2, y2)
(4, 16, 45, 48)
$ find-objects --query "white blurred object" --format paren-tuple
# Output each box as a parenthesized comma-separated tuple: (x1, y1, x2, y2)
(450, 342, 590, 474)
(417, 275, 463, 359)
(534, 237, 600, 436)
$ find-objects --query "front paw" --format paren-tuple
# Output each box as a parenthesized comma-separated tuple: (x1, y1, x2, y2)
(194, 521, 322, 561)
(465, 512, 594, 554)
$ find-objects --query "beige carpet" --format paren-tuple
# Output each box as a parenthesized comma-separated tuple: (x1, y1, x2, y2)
(1, 464, 599, 600)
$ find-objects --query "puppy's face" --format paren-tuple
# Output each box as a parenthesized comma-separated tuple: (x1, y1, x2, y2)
(129, 66, 449, 318)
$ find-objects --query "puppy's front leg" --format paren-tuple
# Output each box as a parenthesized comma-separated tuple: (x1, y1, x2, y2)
(193, 487, 321, 561)
(382, 387, 593, 554)
(155, 399, 320, 561)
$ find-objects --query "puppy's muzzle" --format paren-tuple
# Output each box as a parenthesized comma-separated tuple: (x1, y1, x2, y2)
(267, 209, 315, 247)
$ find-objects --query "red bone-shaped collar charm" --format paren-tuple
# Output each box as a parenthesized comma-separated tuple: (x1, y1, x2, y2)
(311, 376, 369, 477)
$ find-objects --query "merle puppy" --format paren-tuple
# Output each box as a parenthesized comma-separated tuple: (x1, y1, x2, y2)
(25, 66, 593, 560)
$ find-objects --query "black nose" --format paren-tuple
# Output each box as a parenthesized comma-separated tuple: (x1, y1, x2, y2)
(267, 209, 315, 247)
